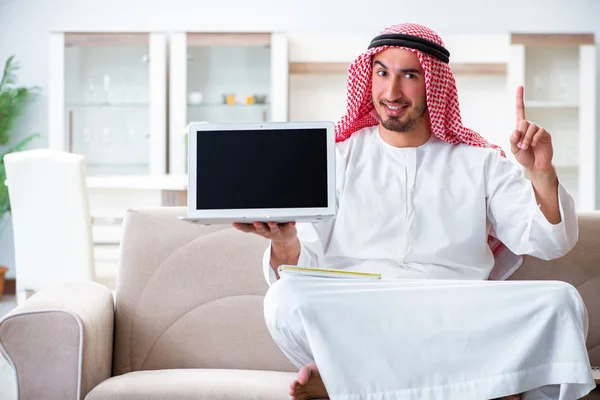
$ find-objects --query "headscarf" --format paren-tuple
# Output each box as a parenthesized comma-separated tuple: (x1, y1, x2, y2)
(335, 23, 521, 280)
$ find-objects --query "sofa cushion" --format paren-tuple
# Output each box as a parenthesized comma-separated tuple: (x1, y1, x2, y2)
(113, 208, 295, 375)
(85, 369, 296, 399)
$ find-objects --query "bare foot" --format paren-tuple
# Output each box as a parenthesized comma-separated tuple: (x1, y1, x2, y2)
(288, 365, 519, 400)
(289, 362, 329, 400)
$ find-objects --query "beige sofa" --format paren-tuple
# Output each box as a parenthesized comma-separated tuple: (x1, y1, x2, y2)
(0, 207, 598, 399)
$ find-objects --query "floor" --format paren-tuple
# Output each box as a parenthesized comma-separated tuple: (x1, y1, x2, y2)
(0, 295, 17, 400)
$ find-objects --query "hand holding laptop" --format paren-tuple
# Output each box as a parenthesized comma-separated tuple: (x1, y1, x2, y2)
(232, 221, 297, 243)
(234, 221, 302, 271)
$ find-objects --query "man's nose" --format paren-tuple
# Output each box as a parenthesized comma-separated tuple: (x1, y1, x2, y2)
(385, 77, 404, 101)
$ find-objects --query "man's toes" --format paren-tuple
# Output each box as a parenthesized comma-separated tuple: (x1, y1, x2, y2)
(297, 366, 311, 385)
(290, 380, 299, 391)
(289, 382, 300, 396)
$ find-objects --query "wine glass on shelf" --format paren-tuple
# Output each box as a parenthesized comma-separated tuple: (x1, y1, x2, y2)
(128, 128, 137, 143)
(86, 77, 97, 105)
(82, 128, 93, 145)
(103, 73, 111, 104)
(101, 128, 111, 146)
(532, 74, 547, 102)
(555, 75, 571, 105)
(117, 73, 129, 105)
(132, 73, 145, 104)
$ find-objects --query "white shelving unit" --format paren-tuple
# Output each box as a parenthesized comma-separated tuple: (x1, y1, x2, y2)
(168, 32, 289, 174)
(508, 33, 597, 210)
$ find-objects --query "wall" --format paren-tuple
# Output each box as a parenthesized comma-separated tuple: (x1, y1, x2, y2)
(0, 0, 599, 278)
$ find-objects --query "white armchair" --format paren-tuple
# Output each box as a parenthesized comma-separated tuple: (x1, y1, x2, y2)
(4, 149, 116, 304)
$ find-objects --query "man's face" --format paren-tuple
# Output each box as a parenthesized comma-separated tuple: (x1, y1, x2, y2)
(371, 48, 428, 133)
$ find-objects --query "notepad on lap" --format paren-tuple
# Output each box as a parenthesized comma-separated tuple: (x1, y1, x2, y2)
(278, 265, 382, 280)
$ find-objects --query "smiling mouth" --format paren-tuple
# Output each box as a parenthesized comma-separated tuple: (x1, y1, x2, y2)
(382, 103, 409, 115)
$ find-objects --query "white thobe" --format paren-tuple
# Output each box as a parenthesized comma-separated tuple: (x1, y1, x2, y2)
(262, 126, 595, 399)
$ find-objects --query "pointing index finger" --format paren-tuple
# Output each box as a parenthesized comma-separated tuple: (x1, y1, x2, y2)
(516, 85, 526, 125)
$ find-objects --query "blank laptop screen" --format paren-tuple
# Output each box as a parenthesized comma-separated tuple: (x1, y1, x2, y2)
(195, 128, 328, 210)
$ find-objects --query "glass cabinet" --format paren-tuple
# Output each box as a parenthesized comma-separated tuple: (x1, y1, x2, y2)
(49, 32, 168, 176)
(168, 32, 289, 174)
(49, 31, 289, 177)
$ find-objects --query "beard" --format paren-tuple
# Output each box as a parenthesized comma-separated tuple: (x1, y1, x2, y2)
(380, 100, 428, 133)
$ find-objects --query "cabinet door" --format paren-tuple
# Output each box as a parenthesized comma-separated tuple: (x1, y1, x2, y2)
(49, 32, 167, 176)
(509, 34, 597, 210)
(169, 32, 288, 174)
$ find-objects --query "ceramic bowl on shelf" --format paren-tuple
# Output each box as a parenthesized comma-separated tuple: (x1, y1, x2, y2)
(188, 92, 203, 105)
(254, 95, 267, 104)
(222, 94, 236, 105)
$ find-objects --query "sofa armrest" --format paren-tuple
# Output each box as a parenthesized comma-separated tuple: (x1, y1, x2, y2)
(0, 282, 114, 400)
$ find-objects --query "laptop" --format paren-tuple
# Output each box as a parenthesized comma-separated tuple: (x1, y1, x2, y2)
(181, 121, 336, 225)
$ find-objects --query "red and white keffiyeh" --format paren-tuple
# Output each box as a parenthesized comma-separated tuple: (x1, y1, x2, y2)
(335, 23, 521, 280)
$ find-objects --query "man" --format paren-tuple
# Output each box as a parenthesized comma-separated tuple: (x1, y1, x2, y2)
(234, 23, 595, 400)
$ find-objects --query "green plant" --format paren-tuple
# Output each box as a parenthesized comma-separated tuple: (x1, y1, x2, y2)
(0, 55, 41, 219)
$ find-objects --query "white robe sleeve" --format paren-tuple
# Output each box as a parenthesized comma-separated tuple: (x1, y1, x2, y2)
(262, 221, 331, 286)
(486, 150, 578, 261)
(262, 143, 347, 286)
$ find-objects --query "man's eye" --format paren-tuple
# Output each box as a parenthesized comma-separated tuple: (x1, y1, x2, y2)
(405, 73, 415, 79)
(377, 70, 387, 77)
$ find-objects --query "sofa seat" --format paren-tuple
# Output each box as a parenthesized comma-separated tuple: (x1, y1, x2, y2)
(85, 368, 297, 399)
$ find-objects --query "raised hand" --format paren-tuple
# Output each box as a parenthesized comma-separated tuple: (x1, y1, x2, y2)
(509, 86, 554, 172)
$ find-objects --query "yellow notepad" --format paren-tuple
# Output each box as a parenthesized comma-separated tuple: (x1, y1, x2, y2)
(278, 265, 382, 280)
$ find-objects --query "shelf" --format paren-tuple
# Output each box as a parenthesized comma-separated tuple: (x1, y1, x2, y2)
(511, 33, 594, 46)
(187, 103, 269, 108)
(65, 32, 149, 47)
(86, 163, 150, 177)
(554, 164, 579, 169)
(450, 63, 507, 75)
(288, 62, 507, 75)
(66, 102, 150, 108)
(187, 32, 271, 47)
(524, 101, 578, 108)
(87, 163, 148, 168)
(289, 62, 349, 74)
